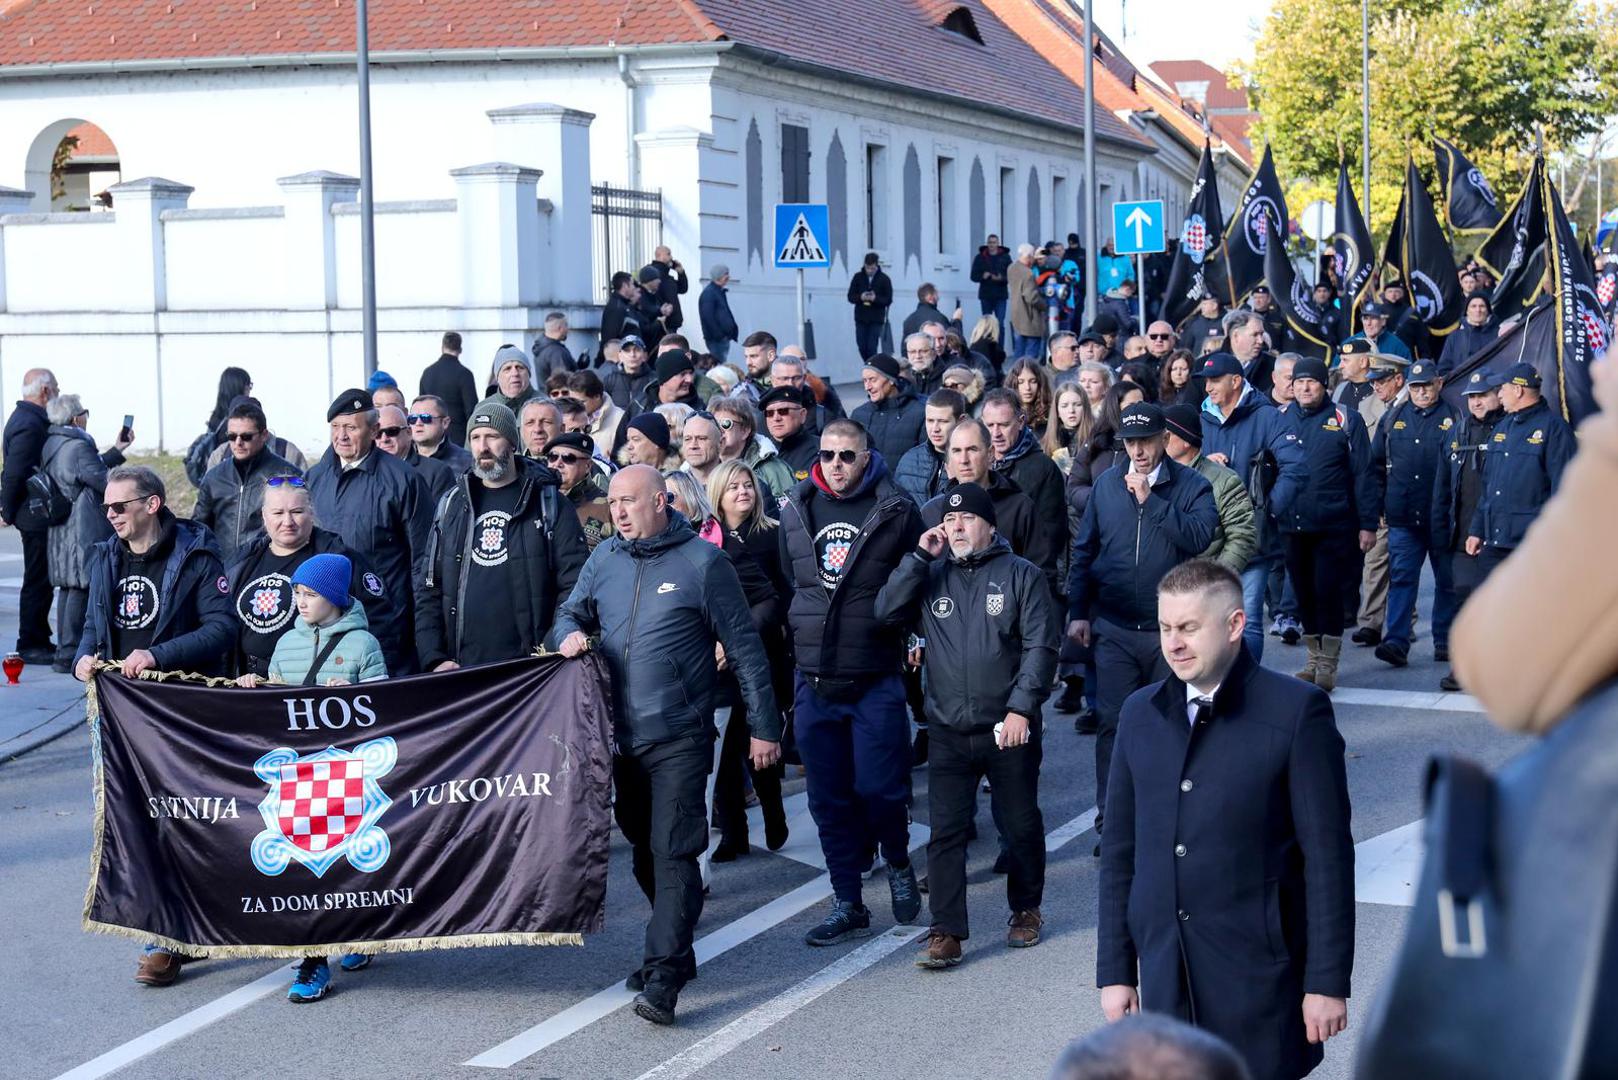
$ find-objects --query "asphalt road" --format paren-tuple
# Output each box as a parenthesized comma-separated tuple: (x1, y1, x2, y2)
(2, 571, 1531, 1080)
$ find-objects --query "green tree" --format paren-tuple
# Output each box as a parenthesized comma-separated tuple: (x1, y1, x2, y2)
(1240, 0, 1618, 232)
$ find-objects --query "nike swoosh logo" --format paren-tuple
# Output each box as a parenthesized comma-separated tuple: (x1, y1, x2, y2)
(656, 583, 678, 594)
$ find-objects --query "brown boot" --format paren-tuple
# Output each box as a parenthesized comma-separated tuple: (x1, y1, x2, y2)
(1294, 635, 1321, 684)
(1315, 636, 1343, 693)
(916, 932, 962, 969)
(134, 951, 182, 987)
(1007, 909, 1043, 948)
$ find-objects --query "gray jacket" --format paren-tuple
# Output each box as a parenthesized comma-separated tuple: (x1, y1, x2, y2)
(550, 510, 780, 752)
(42, 425, 122, 590)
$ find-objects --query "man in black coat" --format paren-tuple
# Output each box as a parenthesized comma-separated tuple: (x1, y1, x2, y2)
(1067, 404, 1217, 838)
(416, 402, 587, 671)
(698, 265, 740, 364)
(902, 282, 948, 339)
(531, 312, 575, 382)
(192, 400, 298, 562)
(418, 332, 479, 447)
(2, 367, 59, 661)
(407, 394, 474, 475)
(306, 389, 432, 674)
(376, 404, 455, 507)
(598, 272, 646, 361)
(850, 354, 926, 467)
(980, 388, 1068, 593)
(970, 234, 1012, 335)
(1098, 558, 1354, 1080)
(644, 246, 689, 333)
(847, 252, 893, 360)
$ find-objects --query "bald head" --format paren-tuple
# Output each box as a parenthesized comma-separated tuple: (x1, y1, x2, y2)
(608, 463, 671, 539)
(21, 368, 57, 405)
(375, 404, 412, 458)
(779, 344, 808, 363)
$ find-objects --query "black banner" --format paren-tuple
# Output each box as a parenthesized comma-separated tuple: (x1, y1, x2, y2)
(1333, 159, 1375, 335)
(1161, 140, 1229, 327)
(1543, 171, 1605, 423)
(1476, 155, 1549, 318)
(1262, 205, 1333, 353)
(1220, 143, 1289, 307)
(1383, 156, 1465, 337)
(1434, 137, 1503, 234)
(85, 656, 614, 957)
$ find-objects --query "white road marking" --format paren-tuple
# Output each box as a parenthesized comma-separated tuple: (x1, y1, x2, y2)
(1355, 820, 1424, 907)
(1331, 687, 1482, 713)
(628, 807, 1100, 1080)
(49, 965, 288, 1080)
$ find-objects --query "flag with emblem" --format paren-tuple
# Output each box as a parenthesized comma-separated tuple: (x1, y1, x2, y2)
(1262, 205, 1334, 355)
(1160, 140, 1229, 327)
(1381, 155, 1465, 338)
(1542, 169, 1603, 422)
(1475, 154, 1549, 319)
(1333, 158, 1375, 334)
(1434, 138, 1503, 235)
(1218, 143, 1289, 308)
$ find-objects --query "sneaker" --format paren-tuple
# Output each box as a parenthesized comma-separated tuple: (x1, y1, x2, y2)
(1440, 670, 1462, 693)
(915, 932, 962, 969)
(633, 991, 676, 1025)
(625, 969, 644, 993)
(1374, 640, 1410, 668)
(1052, 676, 1086, 713)
(288, 958, 331, 1003)
(1268, 614, 1286, 637)
(338, 953, 372, 972)
(888, 861, 923, 925)
(1434, 644, 1450, 663)
(1352, 626, 1382, 647)
(1280, 616, 1302, 646)
(1007, 909, 1043, 948)
(133, 951, 182, 987)
(804, 900, 873, 946)
(1073, 707, 1099, 735)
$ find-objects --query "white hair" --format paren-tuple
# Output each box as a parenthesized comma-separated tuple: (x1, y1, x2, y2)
(46, 393, 83, 425)
(903, 332, 935, 353)
(1016, 243, 1036, 259)
(21, 370, 56, 399)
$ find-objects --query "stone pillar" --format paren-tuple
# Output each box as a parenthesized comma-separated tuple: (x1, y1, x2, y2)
(276, 170, 359, 310)
(106, 177, 194, 311)
(0, 185, 36, 313)
(486, 104, 595, 304)
(449, 163, 542, 309)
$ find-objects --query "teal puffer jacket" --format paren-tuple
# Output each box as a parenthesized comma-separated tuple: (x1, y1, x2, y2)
(268, 601, 388, 685)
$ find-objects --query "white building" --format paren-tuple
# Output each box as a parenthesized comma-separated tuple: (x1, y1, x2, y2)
(0, 0, 1207, 452)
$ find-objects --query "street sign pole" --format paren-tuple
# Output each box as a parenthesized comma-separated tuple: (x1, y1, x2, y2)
(355, 0, 377, 377)
(797, 268, 807, 353)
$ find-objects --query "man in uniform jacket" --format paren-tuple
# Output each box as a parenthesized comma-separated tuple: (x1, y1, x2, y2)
(851, 354, 926, 466)
(1098, 559, 1354, 1080)
(779, 420, 925, 946)
(1465, 362, 1577, 574)
(847, 252, 893, 361)
(875, 483, 1059, 968)
(416, 403, 587, 671)
(1364, 361, 1461, 668)
(552, 465, 780, 1026)
(1067, 403, 1217, 838)
(306, 389, 432, 674)
(192, 400, 298, 563)
(419, 333, 479, 447)
(1431, 370, 1506, 691)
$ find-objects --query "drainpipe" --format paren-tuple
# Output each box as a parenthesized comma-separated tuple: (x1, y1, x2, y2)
(617, 52, 639, 189)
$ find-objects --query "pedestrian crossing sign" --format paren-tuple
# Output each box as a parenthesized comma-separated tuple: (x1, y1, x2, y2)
(774, 203, 831, 268)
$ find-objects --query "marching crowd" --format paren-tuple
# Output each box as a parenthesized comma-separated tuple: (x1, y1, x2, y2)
(0, 235, 1581, 1078)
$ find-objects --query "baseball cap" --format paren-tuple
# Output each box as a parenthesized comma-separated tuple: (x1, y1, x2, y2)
(1119, 402, 1167, 438)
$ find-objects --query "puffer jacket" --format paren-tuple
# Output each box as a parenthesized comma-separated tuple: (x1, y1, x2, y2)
(894, 441, 948, 506)
(192, 448, 299, 563)
(268, 602, 388, 685)
(550, 510, 780, 751)
(42, 425, 121, 589)
(852, 388, 927, 467)
(779, 453, 923, 679)
(874, 536, 1060, 732)
(1188, 454, 1258, 573)
(742, 438, 798, 507)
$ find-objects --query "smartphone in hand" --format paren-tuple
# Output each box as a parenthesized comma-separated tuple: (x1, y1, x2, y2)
(120, 414, 134, 442)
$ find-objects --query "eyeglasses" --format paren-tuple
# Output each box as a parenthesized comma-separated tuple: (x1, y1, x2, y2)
(223, 431, 260, 443)
(378, 426, 405, 438)
(407, 413, 442, 425)
(102, 496, 152, 515)
(546, 452, 586, 466)
(944, 381, 969, 391)
(818, 449, 862, 464)
(266, 475, 306, 488)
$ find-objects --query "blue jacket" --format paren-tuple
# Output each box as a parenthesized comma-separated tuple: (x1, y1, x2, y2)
(550, 510, 780, 751)
(894, 441, 948, 506)
(1279, 400, 1377, 534)
(1367, 397, 1460, 532)
(1340, 330, 1411, 360)
(698, 281, 739, 346)
(1467, 399, 1577, 550)
(76, 511, 236, 674)
(851, 388, 927, 467)
(1199, 388, 1307, 522)
(1067, 458, 1218, 629)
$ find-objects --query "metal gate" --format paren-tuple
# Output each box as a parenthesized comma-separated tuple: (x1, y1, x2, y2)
(590, 183, 663, 298)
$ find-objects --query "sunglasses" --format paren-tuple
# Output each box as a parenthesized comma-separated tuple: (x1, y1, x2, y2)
(223, 431, 260, 443)
(713, 417, 737, 431)
(407, 413, 441, 424)
(765, 407, 802, 419)
(266, 475, 306, 488)
(1147, 333, 1172, 341)
(944, 381, 969, 390)
(378, 426, 405, 438)
(546, 452, 586, 466)
(102, 496, 152, 515)
(818, 449, 862, 464)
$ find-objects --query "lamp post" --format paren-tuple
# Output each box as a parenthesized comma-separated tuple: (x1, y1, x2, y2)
(1082, 0, 1098, 325)
(1362, 0, 1372, 223)
(356, 0, 378, 376)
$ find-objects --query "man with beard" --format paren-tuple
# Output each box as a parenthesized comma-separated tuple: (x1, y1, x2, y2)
(416, 401, 587, 671)
(735, 331, 778, 404)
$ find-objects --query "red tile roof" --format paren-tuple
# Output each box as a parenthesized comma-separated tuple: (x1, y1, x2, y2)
(0, 0, 1144, 145)
(66, 120, 117, 158)
(1149, 59, 1250, 111)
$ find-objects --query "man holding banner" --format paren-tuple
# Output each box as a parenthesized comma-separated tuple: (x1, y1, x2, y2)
(553, 464, 781, 1027)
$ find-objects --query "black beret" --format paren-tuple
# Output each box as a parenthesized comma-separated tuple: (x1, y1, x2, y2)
(328, 388, 373, 422)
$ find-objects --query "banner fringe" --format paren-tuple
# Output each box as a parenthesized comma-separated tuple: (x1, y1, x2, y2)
(80, 917, 583, 958)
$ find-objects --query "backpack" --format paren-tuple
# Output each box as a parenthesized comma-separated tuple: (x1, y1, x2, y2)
(20, 440, 73, 528)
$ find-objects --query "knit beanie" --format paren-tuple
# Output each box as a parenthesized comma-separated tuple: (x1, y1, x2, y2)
(654, 349, 695, 388)
(862, 353, 903, 384)
(940, 482, 997, 526)
(291, 553, 354, 611)
(366, 369, 398, 393)
(491, 345, 534, 384)
(467, 397, 520, 447)
(626, 411, 671, 452)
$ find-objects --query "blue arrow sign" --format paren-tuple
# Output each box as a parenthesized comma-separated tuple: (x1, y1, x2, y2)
(1112, 200, 1165, 255)
(774, 204, 831, 268)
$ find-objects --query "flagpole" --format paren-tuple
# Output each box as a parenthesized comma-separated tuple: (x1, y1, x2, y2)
(1083, 0, 1098, 326)
(1361, 0, 1372, 225)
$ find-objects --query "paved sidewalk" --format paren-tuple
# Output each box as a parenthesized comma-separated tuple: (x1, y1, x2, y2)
(0, 531, 90, 762)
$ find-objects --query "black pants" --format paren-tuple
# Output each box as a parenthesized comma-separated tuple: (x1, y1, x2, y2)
(612, 735, 711, 1003)
(1093, 620, 1168, 832)
(713, 697, 785, 847)
(18, 527, 53, 651)
(855, 320, 883, 361)
(926, 725, 1044, 939)
(1284, 529, 1357, 636)
(54, 586, 87, 663)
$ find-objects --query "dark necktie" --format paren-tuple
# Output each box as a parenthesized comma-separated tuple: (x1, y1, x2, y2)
(1192, 697, 1213, 728)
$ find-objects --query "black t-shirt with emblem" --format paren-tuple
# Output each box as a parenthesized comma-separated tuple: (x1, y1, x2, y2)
(233, 547, 308, 676)
(809, 487, 877, 591)
(110, 526, 177, 660)
(460, 480, 525, 666)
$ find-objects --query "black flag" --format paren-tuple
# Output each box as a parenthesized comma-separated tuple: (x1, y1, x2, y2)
(1382, 156, 1465, 337)
(1161, 140, 1228, 327)
(1596, 260, 1618, 319)
(1263, 206, 1334, 354)
(1476, 155, 1548, 317)
(1332, 158, 1375, 334)
(1220, 144, 1289, 305)
(1434, 137, 1503, 234)
(1543, 171, 1605, 422)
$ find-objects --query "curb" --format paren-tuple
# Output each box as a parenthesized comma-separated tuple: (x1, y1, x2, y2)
(0, 695, 86, 765)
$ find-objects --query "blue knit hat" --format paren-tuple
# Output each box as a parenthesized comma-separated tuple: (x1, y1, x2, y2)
(291, 553, 353, 611)
(366, 369, 398, 393)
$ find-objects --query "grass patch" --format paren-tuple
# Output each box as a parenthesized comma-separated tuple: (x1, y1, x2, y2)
(126, 453, 197, 517)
